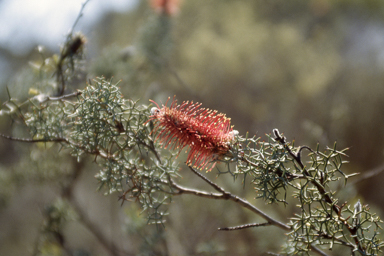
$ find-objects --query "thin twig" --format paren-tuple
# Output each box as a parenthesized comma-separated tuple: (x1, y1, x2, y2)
(348, 163, 384, 186)
(311, 246, 330, 256)
(169, 180, 225, 198)
(0, 133, 68, 143)
(170, 168, 291, 231)
(218, 222, 271, 231)
(69, 0, 91, 36)
(37, 91, 82, 103)
(169, 170, 328, 255)
(188, 166, 226, 193)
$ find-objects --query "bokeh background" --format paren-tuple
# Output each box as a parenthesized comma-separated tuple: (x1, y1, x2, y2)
(1, 0, 384, 255)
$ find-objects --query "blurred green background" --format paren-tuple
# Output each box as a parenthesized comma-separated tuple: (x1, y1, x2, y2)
(1, 0, 384, 255)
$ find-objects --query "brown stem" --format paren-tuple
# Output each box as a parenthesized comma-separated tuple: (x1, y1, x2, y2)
(171, 167, 292, 231)
(348, 163, 384, 186)
(218, 222, 271, 231)
(168, 169, 328, 255)
(38, 91, 82, 103)
(0, 133, 69, 143)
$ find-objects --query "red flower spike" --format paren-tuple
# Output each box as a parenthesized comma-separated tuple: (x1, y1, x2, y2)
(150, 0, 180, 16)
(148, 97, 238, 171)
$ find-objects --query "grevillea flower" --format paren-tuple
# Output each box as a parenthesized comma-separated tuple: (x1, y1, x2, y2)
(148, 97, 238, 171)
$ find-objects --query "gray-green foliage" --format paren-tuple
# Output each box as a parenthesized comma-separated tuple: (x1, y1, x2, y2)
(21, 77, 179, 224)
(232, 131, 383, 254)
(71, 78, 179, 223)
